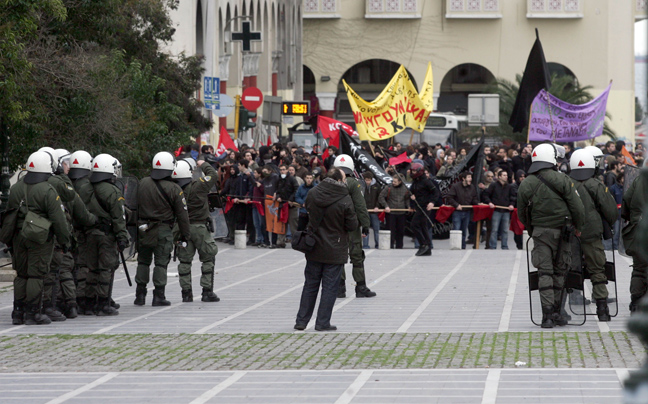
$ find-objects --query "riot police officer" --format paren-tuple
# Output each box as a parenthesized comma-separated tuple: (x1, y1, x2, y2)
(84, 154, 129, 316)
(8, 151, 71, 325)
(333, 155, 376, 298)
(135, 152, 191, 306)
(67, 150, 95, 314)
(568, 149, 618, 321)
(517, 143, 585, 328)
(622, 157, 648, 312)
(172, 158, 220, 302)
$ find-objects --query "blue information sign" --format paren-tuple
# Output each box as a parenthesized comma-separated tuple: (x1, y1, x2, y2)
(203, 77, 221, 110)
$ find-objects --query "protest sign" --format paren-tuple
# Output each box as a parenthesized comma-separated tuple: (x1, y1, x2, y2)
(343, 63, 434, 142)
(528, 82, 611, 142)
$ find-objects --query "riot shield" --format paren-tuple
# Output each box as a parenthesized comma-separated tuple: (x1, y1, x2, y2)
(581, 248, 619, 317)
(619, 165, 641, 257)
(210, 208, 229, 239)
(527, 237, 586, 326)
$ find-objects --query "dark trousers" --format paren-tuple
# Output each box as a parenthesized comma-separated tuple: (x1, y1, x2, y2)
(388, 214, 406, 249)
(296, 261, 343, 328)
(411, 209, 431, 247)
(244, 205, 255, 242)
(297, 213, 309, 231)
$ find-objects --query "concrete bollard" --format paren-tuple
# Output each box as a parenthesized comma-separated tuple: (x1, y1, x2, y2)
(449, 230, 462, 250)
(378, 230, 391, 250)
(523, 230, 533, 251)
(234, 230, 247, 249)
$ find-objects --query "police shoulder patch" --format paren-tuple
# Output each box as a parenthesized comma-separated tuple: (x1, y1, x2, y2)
(67, 185, 73, 191)
(204, 176, 211, 182)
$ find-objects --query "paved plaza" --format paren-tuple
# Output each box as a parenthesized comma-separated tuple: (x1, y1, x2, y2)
(0, 237, 644, 403)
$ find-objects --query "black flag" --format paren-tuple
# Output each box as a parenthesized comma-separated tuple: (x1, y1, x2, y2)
(339, 128, 393, 186)
(509, 29, 552, 133)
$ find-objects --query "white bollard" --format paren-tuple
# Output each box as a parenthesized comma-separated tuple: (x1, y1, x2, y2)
(523, 230, 533, 251)
(378, 230, 391, 250)
(449, 230, 462, 250)
(234, 230, 247, 249)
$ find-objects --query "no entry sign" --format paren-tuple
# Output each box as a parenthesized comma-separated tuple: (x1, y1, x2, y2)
(241, 87, 263, 111)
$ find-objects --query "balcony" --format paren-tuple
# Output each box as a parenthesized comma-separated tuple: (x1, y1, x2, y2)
(365, 0, 421, 19)
(445, 0, 502, 19)
(526, 0, 583, 19)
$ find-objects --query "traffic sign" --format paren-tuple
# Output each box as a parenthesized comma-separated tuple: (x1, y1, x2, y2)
(203, 76, 220, 110)
(231, 21, 262, 52)
(211, 94, 234, 118)
(241, 87, 263, 111)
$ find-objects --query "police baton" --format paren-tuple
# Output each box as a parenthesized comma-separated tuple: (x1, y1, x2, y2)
(119, 250, 133, 287)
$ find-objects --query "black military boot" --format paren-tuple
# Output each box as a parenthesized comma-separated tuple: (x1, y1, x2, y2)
(152, 287, 171, 306)
(110, 298, 120, 310)
(23, 305, 52, 326)
(134, 284, 147, 306)
(201, 288, 220, 302)
(541, 306, 554, 328)
(415, 245, 431, 256)
(11, 301, 24, 325)
(337, 282, 346, 299)
(182, 289, 194, 303)
(65, 302, 78, 319)
(43, 305, 67, 322)
(76, 296, 86, 314)
(96, 297, 119, 316)
(84, 297, 97, 315)
(355, 282, 377, 298)
(552, 304, 568, 326)
(596, 299, 611, 321)
(630, 300, 639, 314)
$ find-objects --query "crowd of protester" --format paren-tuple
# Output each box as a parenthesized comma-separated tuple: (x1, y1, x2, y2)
(200, 138, 644, 252)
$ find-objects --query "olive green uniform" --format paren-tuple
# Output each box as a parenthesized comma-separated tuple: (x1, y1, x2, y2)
(621, 173, 648, 306)
(72, 176, 93, 302)
(84, 181, 129, 304)
(43, 175, 95, 311)
(517, 169, 585, 309)
(573, 178, 618, 300)
(341, 177, 371, 285)
(175, 164, 220, 291)
(7, 180, 71, 313)
(136, 177, 191, 288)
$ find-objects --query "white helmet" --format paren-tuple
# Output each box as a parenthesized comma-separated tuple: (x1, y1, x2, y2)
(24, 151, 54, 184)
(584, 145, 605, 169)
(90, 153, 118, 183)
(37, 147, 59, 173)
(528, 143, 557, 174)
(333, 154, 355, 175)
(68, 150, 93, 179)
(569, 149, 596, 181)
(151, 151, 176, 180)
(172, 160, 193, 187)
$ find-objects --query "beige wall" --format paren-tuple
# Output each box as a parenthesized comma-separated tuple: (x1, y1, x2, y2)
(304, 0, 636, 142)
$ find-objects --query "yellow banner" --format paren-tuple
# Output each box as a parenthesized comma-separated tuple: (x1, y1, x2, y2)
(343, 63, 434, 142)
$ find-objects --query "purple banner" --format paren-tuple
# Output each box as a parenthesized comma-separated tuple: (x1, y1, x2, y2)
(528, 82, 611, 142)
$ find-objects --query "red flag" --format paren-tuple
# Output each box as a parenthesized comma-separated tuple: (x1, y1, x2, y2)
(510, 208, 525, 235)
(621, 146, 636, 166)
(435, 206, 455, 224)
(388, 152, 412, 166)
(471, 205, 494, 222)
(317, 116, 358, 160)
(215, 126, 238, 157)
(174, 146, 183, 157)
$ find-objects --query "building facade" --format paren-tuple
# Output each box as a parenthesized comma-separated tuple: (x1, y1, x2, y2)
(304, 0, 647, 144)
(165, 0, 303, 145)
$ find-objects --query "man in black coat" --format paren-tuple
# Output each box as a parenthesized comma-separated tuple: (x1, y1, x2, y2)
(274, 164, 299, 248)
(294, 168, 358, 332)
(409, 162, 440, 256)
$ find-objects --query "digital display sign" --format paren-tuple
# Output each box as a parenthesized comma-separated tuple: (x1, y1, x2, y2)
(426, 116, 447, 127)
(282, 101, 310, 116)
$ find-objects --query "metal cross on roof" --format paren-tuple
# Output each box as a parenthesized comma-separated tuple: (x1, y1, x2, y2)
(231, 21, 261, 52)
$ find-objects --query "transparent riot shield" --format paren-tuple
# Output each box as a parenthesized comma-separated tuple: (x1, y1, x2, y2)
(527, 236, 586, 326)
(581, 248, 619, 317)
(210, 208, 229, 239)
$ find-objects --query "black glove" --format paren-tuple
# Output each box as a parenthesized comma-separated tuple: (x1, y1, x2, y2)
(362, 227, 369, 237)
(117, 239, 129, 252)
